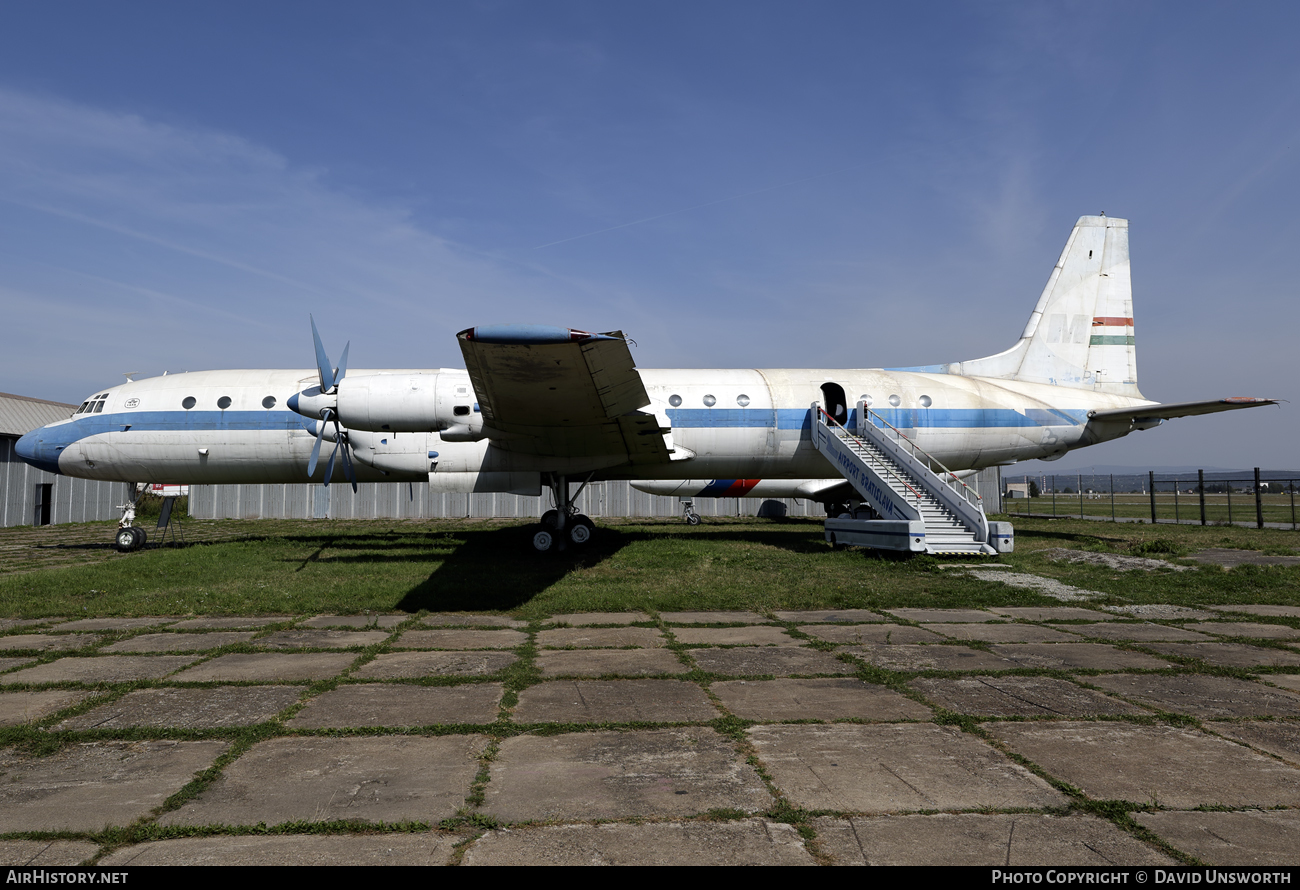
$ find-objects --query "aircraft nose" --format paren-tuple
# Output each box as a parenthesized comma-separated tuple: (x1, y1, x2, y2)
(15, 428, 39, 463)
(15, 427, 63, 474)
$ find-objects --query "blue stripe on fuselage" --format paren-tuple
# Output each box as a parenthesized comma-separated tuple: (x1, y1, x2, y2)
(56, 410, 314, 437)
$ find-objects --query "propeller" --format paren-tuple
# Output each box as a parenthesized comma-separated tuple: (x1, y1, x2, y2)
(311, 315, 349, 393)
(304, 320, 358, 492)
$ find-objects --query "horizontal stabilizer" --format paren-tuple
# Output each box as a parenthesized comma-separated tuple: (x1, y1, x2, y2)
(1088, 397, 1279, 423)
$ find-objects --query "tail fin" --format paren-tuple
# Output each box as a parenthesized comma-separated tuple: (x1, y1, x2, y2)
(945, 215, 1141, 397)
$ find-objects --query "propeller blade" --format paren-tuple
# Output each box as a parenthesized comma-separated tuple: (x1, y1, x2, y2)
(324, 437, 340, 488)
(339, 431, 358, 493)
(310, 315, 336, 392)
(307, 422, 325, 478)
(334, 341, 350, 388)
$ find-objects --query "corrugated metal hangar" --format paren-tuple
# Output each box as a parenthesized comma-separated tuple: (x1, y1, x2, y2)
(0, 392, 129, 528)
(188, 468, 1003, 521)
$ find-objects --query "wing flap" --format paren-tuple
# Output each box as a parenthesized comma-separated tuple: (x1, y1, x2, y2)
(457, 325, 670, 464)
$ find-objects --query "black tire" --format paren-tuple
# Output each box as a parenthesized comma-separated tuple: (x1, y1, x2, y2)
(532, 528, 555, 553)
(685, 513, 701, 526)
(569, 521, 593, 545)
(132, 527, 147, 548)
(540, 510, 559, 529)
(114, 527, 137, 552)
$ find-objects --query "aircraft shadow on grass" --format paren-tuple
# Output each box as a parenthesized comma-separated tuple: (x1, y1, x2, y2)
(272, 521, 834, 612)
(396, 523, 845, 612)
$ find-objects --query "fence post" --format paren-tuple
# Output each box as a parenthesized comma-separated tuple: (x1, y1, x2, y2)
(1148, 471, 1157, 524)
(1199, 469, 1206, 526)
(1052, 476, 1057, 516)
(1255, 467, 1264, 529)
(1078, 473, 1083, 518)
(1110, 474, 1115, 522)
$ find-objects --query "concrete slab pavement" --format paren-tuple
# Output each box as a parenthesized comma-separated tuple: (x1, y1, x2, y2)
(1, 603, 1297, 866)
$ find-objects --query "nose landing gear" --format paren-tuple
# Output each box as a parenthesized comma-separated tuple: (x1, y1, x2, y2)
(682, 499, 701, 526)
(112, 484, 148, 552)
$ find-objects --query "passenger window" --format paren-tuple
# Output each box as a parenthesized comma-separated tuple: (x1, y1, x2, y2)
(182, 397, 196, 409)
(217, 396, 232, 409)
(669, 395, 682, 407)
(262, 396, 277, 409)
(736, 394, 750, 407)
(702, 394, 716, 407)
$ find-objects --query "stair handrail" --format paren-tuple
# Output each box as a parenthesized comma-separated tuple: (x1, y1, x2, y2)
(857, 405, 984, 513)
(815, 405, 923, 510)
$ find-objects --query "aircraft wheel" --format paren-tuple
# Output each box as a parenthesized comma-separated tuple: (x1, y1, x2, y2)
(532, 528, 555, 553)
(540, 510, 559, 529)
(133, 527, 147, 547)
(568, 515, 594, 545)
(686, 513, 701, 526)
(114, 527, 142, 552)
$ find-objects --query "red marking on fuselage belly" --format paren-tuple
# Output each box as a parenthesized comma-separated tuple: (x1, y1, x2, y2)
(1092, 316, 1134, 327)
(725, 479, 761, 496)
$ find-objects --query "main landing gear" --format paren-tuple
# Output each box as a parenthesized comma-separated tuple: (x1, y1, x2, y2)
(532, 474, 597, 553)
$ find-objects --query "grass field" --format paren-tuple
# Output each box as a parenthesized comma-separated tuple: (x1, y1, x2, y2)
(2, 513, 1298, 618)
(1006, 492, 1300, 526)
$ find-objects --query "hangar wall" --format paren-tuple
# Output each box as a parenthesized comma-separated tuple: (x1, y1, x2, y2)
(0, 393, 130, 529)
(188, 467, 1003, 521)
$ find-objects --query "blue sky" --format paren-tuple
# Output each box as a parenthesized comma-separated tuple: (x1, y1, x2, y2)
(1, 2, 1296, 468)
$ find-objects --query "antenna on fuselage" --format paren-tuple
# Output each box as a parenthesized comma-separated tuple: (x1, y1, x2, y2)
(123, 372, 137, 382)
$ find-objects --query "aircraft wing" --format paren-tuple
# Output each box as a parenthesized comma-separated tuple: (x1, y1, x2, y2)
(457, 325, 674, 463)
(1088, 397, 1279, 423)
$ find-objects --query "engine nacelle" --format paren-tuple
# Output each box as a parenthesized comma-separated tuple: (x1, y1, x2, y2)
(290, 369, 487, 439)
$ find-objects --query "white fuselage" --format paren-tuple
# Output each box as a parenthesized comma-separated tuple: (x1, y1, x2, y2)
(19, 366, 1150, 488)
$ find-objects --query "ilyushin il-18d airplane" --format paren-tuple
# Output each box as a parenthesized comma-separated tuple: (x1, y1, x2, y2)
(17, 215, 1276, 553)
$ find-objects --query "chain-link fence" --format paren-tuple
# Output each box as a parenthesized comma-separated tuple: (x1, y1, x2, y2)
(1003, 469, 1299, 530)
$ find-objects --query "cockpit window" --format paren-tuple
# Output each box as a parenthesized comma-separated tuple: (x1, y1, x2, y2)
(79, 394, 109, 414)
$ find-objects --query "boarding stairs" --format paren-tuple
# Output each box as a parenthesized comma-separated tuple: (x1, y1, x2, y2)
(811, 401, 1007, 555)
